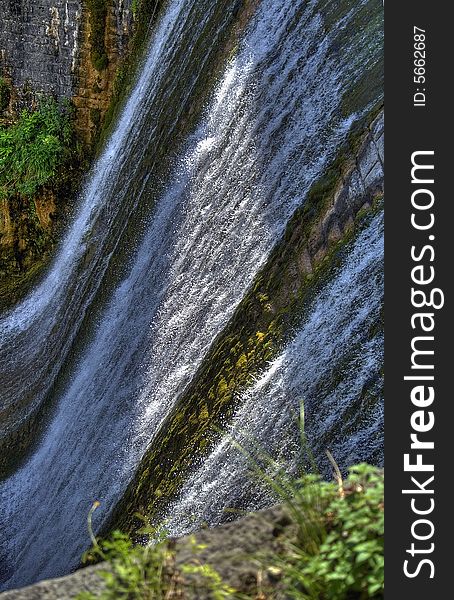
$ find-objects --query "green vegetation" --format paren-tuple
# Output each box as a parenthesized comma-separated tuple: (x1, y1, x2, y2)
(78, 400, 383, 598)
(0, 98, 75, 200)
(0, 97, 82, 314)
(0, 77, 11, 113)
(78, 504, 239, 599)
(78, 463, 383, 599)
(272, 465, 384, 599)
(78, 509, 178, 599)
(238, 407, 384, 598)
(86, 0, 109, 71)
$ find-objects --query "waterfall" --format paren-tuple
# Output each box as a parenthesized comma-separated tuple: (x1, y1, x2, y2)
(164, 212, 384, 536)
(0, 0, 383, 590)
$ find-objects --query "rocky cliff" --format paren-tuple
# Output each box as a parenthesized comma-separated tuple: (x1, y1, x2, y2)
(0, 0, 144, 308)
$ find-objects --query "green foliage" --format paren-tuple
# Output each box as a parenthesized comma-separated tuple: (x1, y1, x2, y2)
(0, 98, 75, 200)
(230, 407, 384, 599)
(86, 0, 109, 71)
(78, 506, 177, 599)
(78, 401, 383, 600)
(78, 504, 240, 599)
(0, 77, 11, 113)
(78, 531, 176, 599)
(277, 464, 384, 600)
(78, 464, 383, 599)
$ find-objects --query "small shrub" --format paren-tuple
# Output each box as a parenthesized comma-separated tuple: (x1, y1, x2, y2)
(275, 464, 384, 599)
(78, 531, 178, 599)
(234, 405, 384, 599)
(0, 98, 75, 199)
(78, 466, 383, 599)
(78, 504, 239, 599)
(78, 505, 179, 599)
(78, 407, 383, 599)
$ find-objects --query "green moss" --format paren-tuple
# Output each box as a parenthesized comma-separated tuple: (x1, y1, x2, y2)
(314, 0, 383, 120)
(0, 77, 11, 114)
(341, 59, 384, 118)
(0, 256, 47, 308)
(86, 0, 109, 71)
(94, 1, 164, 150)
(131, 0, 140, 18)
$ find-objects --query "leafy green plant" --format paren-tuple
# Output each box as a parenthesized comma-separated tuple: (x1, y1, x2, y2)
(77, 530, 179, 599)
(78, 405, 383, 599)
(77, 503, 179, 599)
(77, 502, 240, 599)
(230, 404, 384, 599)
(0, 98, 74, 200)
(277, 464, 384, 599)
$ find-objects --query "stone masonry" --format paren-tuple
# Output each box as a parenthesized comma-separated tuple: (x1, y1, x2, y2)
(0, 1, 80, 98)
(0, 0, 133, 118)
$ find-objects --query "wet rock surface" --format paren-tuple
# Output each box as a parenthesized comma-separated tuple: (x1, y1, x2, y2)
(0, 505, 291, 599)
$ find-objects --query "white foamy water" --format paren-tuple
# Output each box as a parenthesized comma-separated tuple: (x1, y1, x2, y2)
(165, 212, 384, 536)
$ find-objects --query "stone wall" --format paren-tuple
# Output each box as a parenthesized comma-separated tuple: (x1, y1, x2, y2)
(0, 1, 82, 99)
(0, 0, 134, 137)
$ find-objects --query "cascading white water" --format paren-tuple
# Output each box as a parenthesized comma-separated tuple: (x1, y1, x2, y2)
(164, 212, 384, 536)
(0, 0, 383, 590)
(0, 0, 208, 441)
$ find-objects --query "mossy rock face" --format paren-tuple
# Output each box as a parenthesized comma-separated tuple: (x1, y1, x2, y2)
(314, 0, 384, 118)
(107, 107, 384, 535)
(93, 0, 165, 150)
(0, 77, 11, 114)
(86, 0, 109, 71)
